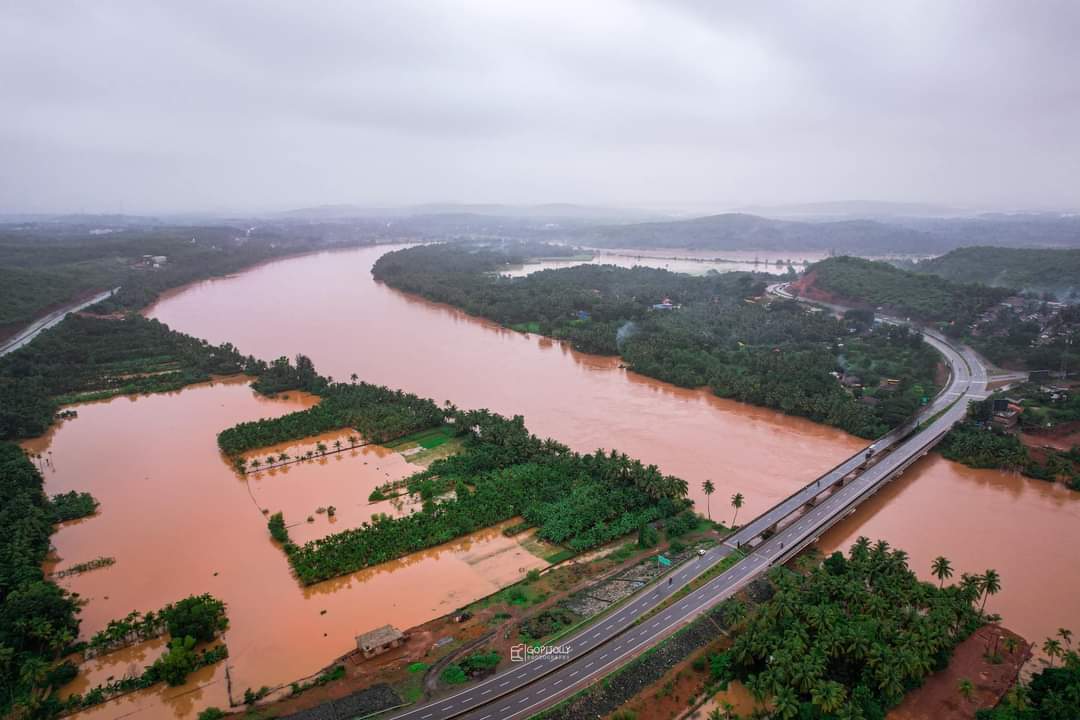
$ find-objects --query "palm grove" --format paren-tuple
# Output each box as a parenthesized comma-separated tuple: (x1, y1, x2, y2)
(216, 355, 694, 584)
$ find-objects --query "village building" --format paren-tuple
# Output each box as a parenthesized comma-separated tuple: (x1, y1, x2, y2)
(356, 625, 405, 659)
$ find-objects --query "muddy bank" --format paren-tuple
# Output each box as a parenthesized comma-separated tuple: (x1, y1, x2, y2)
(888, 625, 1030, 720)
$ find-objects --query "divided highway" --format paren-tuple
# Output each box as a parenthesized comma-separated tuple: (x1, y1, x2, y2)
(0, 287, 120, 357)
(387, 299, 988, 720)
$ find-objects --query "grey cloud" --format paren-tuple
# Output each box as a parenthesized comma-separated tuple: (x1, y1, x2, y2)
(1, 0, 1078, 213)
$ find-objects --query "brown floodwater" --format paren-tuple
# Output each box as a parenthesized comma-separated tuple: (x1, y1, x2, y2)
(147, 246, 1080, 657)
(35, 244, 1078, 718)
(32, 376, 545, 719)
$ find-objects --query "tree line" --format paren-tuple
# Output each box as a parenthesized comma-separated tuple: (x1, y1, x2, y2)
(372, 243, 941, 438)
(281, 408, 690, 584)
(0, 442, 85, 717)
(217, 361, 446, 458)
(0, 314, 259, 441)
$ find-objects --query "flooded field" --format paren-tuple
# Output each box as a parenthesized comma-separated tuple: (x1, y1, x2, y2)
(499, 248, 929, 278)
(31, 376, 546, 718)
(499, 248, 826, 277)
(37, 243, 1078, 717)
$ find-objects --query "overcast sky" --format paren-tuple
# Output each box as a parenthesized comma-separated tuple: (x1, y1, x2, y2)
(2, 1, 1078, 214)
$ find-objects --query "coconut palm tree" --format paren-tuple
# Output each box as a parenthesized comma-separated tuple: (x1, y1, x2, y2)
(702, 479, 715, 520)
(1043, 637, 1063, 667)
(316, 442, 327, 456)
(333, 439, 342, 453)
(931, 556, 953, 587)
(812, 680, 847, 714)
(730, 492, 744, 527)
(1057, 627, 1073, 649)
(958, 678, 974, 701)
(350, 373, 358, 384)
(773, 686, 800, 720)
(979, 569, 1001, 614)
(348, 435, 358, 448)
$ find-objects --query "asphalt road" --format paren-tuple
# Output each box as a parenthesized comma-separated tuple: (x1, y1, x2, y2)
(386, 295, 987, 720)
(0, 287, 120, 357)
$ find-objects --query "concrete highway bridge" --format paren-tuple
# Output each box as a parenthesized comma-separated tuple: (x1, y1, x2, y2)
(387, 300, 988, 720)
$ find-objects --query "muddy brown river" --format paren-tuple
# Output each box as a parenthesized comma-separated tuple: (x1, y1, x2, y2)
(32, 245, 1079, 717)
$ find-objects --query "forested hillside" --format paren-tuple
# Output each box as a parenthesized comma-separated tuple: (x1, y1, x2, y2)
(800, 256, 1011, 325)
(913, 247, 1080, 298)
(374, 244, 941, 438)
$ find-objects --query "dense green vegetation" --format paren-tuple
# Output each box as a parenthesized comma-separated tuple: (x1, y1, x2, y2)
(284, 408, 689, 584)
(0, 314, 258, 440)
(913, 246, 1080, 299)
(373, 244, 941, 438)
(217, 359, 446, 458)
(49, 490, 99, 522)
(939, 422, 1030, 470)
(71, 642, 229, 709)
(441, 650, 502, 684)
(0, 442, 82, 718)
(940, 393, 1080, 488)
(978, 637, 1080, 720)
(0, 222, 378, 335)
(724, 538, 987, 719)
(804, 256, 1011, 326)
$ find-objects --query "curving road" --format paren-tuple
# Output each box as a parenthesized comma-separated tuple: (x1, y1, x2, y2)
(384, 292, 987, 720)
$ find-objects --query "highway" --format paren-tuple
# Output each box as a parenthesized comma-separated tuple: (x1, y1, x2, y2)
(0, 287, 120, 357)
(385, 293, 987, 720)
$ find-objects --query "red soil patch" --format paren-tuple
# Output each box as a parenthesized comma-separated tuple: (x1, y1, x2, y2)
(888, 625, 1030, 720)
(604, 642, 724, 720)
(1022, 420, 1080, 452)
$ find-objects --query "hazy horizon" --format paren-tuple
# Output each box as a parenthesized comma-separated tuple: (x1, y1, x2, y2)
(3, 2, 1079, 215)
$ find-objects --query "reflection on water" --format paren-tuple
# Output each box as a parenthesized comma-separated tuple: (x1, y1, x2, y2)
(42, 242, 1076, 717)
(34, 377, 545, 719)
(817, 453, 1080, 660)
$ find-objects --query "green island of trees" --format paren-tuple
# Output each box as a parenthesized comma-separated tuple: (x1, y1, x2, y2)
(372, 243, 942, 439)
(211, 353, 692, 584)
(281, 407, 690, 583)
(719, 538, 992, 719)
(49, 489, 99, 522)
(217, 358, 445, 458)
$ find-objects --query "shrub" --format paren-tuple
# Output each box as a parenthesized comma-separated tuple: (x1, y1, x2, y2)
(440, 665, 467, 685)
(268, 512, 289, 543)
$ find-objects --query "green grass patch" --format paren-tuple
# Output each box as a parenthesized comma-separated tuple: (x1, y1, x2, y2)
(510, 321, 542, 333)
(406, 662, 429, 673)
(544, 549, 576, 564)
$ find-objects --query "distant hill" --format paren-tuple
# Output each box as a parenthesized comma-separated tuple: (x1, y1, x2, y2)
(793, 256, 1011, 324)
(573, 213, 940, 254)
(912, 246, 1080, 299)
(279, 203, 666, 224)
(570, 212, 1080, 255)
